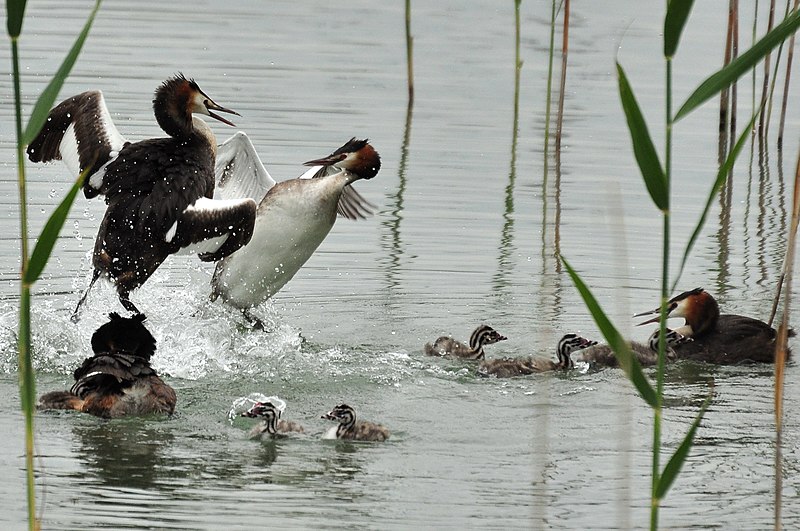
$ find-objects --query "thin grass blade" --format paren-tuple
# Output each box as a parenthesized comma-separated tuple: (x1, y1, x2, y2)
(655, 392, 711, 499)
(23, 168, 88, 284)
(664, 0, 695, 58)
(617, 63, 668, 211)
(22, 0, 102, 145)
(6, 0, 28, 38)
(561, 255, 658, 407)
(671, 109, 759, 291)
(675, 9, 800, 121)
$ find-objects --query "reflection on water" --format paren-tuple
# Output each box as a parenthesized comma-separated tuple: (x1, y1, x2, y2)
(379, 99, 412, 301)
(1, 0, 799, 529)
(70, 419, 176, 491)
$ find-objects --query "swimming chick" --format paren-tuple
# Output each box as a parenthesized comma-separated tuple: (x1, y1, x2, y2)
(322, 404, 389, 442)
(37, 312, 176, 418)
(477, 333, 597, 378)
(241, 401, 305, 439)
(424, 325, 507, 360)
(574, 328, 692, 367)
(634, 287, 791, 364)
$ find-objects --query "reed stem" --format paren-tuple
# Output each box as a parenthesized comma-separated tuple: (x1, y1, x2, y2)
(543, 0, 558, 179)
(11, 34, 38, 531)
(758, 0, 777, 139)
(405, 0, 414, 103)
(777, 0, 799, 148)
(555, 0, 569, 158)
(774, 148, 800, 529)
(730, 0, 739, 152)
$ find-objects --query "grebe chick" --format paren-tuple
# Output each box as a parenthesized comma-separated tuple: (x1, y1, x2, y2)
(424, 325, 507, 360)
(635, 287, 791, 364)
(242, 401, 305, 439)
(574, 328, 691, 367)
(322, 404, 389, 442)
(209, 134, 381, 311)
(28, 74, 256, 318)
(37, 313, 175, 418)
(478, 333, 597, 378)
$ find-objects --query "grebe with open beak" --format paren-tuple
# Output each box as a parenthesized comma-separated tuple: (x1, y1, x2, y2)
(27, 74, 256, 319)
(209, 133, 380, 313)
(634, 287, 791, 364)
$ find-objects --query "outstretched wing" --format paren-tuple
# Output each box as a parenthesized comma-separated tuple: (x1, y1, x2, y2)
(26, 90, 128, 199)
(214, 131, 276, 203)
(166, 197, 257, 261)
(297, 164, 376, 220)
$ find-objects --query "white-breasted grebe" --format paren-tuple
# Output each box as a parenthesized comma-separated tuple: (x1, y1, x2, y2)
(37, 312, 176, 418)
(424, 325, 507, 360)
(241, 401, 305, 439)
(27, 74, 256, 318)
(634, 287, 791, 364)
(573, 328, 691, 367)
(477, 333, 596, 378)
(209, 134, 380, 311)
(322, 404, 389, 442)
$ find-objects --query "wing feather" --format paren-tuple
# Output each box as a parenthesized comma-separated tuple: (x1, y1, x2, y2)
(26, 90, 128, 198)
(214, 132, 276, 202)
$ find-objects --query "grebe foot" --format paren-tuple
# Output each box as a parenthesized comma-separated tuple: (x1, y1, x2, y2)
(71, 269, 101, 323)
(243, 309, 271, 332)
(119, 292, 142, 315)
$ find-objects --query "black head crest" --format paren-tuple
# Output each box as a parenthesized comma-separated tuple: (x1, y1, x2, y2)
(92, 312, 156, 359)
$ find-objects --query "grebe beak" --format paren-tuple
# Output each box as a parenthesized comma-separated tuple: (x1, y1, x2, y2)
(303, 153, 347, 167)
(203, 98, 240, 127)
(580, 337, 598, 348)
(633, 308, 661, 327)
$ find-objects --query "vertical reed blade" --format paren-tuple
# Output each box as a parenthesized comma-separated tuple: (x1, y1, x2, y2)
(774, 148, 800, 525)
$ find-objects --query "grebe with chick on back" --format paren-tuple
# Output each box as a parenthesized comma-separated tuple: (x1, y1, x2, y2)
(209, 133, 380, 315)
(634, 287, 791, 364)
(573, 328, 692, 367)
(37, 312, 176, 418)
(27, 74, 256, 319)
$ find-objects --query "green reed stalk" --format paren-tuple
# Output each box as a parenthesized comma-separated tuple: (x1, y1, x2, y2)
(10, 35, 37, 530)
(565, 5, 800, 529)
(7, 2, 102, 527)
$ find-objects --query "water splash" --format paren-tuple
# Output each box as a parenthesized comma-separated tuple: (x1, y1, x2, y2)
(0, 270, 416, 389)
(228, 393, 286, 424)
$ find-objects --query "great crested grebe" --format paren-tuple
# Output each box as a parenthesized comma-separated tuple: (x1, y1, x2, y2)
(424, 324, 507, 360)
(241, 401, 305, 439)
(477, 333, 597, 378)
(573, 328, 692, 367)
(322, 404, 389, 442)
(27, 74, 256, 318)
(634, 287, 791, 364)
(209, 133, 380, 312)
(37, 312, 176, 418)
